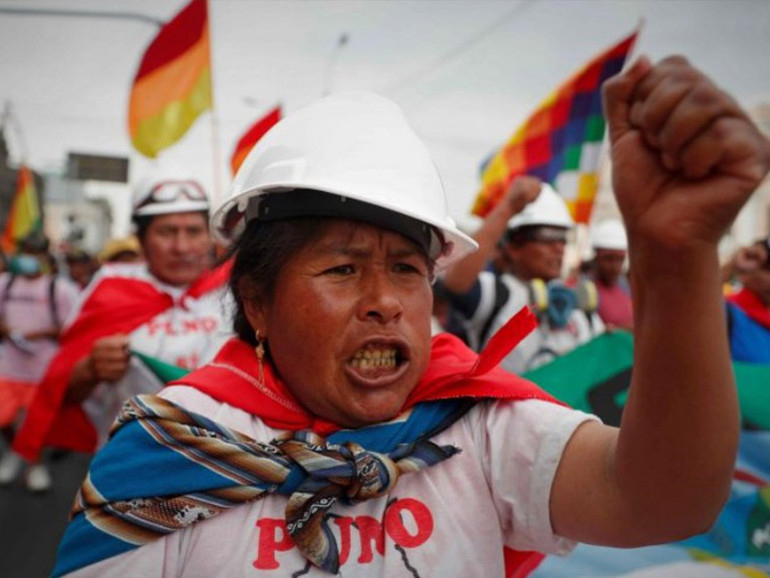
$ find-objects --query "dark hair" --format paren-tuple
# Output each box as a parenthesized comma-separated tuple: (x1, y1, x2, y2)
(19, 231, 50, 253)
(228, 218, 328, 346)
(133, 211, 210, 242)
(505, 225, 538, 247)
(754, 236, 770, 269)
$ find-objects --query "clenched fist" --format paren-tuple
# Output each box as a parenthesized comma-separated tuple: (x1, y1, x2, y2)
(603, 56, 770, 251)
(89, 334, 131, 383)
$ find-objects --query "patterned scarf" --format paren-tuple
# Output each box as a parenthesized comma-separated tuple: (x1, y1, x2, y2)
(55, 307, 557, 576)
(55, 394, 471, 577)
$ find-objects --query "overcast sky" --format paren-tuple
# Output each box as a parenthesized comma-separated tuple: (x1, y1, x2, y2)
(1, 0, 769, 231)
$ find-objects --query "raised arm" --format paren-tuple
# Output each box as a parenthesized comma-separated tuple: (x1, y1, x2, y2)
(549, 56, 770, 546)
(442, 176, 541, 294)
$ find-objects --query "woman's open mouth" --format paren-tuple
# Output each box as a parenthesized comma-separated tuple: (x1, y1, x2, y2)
(345, 341, 409, 385)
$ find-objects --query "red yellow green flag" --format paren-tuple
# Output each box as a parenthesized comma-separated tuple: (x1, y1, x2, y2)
(1, 165, 42, 254)
(128, 0, 212, 158)
(230, 105, 282, 177)
(473, 30, 638, 224)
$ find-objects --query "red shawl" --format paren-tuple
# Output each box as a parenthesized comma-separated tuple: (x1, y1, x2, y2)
(12, 262, 231, 461)
(178, 307, 559, 434)
(727, 288, 770, 330)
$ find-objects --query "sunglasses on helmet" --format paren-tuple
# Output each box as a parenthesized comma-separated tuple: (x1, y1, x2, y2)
(136, 180, 207, 210)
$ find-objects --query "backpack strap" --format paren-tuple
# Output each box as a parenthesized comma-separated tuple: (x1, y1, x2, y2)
(479, 275, 511, 347)
(0, 274, 17, 319)
(48, 276, 61, 329)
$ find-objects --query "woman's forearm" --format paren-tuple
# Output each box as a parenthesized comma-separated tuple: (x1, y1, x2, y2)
(613, 244, 738, 537)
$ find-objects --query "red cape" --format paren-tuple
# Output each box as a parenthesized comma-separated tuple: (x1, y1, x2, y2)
(176, 306, 558, 433)
(12, 262, 231, 461)
(727, 288, 770, 330)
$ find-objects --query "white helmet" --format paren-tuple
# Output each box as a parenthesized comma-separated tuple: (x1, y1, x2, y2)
(132, 172, 210, 218)
(591, 218, 628, 251)
(211, 91, 477, 268)
(506, 183, 574, 231)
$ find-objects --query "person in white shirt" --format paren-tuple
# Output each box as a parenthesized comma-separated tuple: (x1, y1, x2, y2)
(441, 177, 604, 373)
(52, 57, 770, 578)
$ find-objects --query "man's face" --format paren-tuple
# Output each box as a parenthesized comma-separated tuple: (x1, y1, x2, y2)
(67, 259, 93, 286)
(594, 248, 627, 284)
(506, 226, 568, 281)
(140, 212, 212, 286)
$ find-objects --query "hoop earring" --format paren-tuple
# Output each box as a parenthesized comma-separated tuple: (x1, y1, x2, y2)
(255, 330, 265, 384)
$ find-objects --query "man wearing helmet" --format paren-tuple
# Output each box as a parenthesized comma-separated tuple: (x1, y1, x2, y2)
(11, 175, 232, 466)
(589, 219, 634, 330)
(441, 177, 604, 373)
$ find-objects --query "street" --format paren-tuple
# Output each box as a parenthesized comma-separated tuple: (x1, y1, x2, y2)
(0, 449, 91, 578)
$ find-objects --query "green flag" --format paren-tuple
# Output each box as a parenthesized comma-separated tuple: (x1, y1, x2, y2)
(523, 331, 770, 430)
(131, 350, 190, 384)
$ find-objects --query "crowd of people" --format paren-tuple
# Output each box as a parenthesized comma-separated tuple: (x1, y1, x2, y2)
(0, 55, 767, 577)
(0, 174, 232, 491)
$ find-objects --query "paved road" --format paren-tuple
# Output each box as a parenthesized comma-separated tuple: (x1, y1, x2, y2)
(0, 450, 91, 578)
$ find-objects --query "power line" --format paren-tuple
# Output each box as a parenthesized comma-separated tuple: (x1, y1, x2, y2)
(381, 0, 537, 97)
(0, 7, 163, 27)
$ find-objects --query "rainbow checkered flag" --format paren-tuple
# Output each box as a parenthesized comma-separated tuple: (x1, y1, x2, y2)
(473, 30, 638, 223)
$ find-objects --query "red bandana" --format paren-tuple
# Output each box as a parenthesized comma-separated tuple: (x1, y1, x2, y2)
(727, 288, 770, 330)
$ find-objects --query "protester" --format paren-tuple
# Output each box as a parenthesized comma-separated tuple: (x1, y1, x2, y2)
(51, 57, 770, 577)
(589, 218, 634, 330)
(440, 177, 604, 372)
(64, 248, 97, 290)
(97, 235, 143, 265)
(724, 236, 770, 363)
(10, 174, 233, 467)
(0, 232, 79, 492)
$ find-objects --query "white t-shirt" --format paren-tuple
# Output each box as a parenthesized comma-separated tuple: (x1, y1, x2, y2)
(77, 264, 233, 447)
(64, 385, 598, 577)
(0, 273, 79, 383)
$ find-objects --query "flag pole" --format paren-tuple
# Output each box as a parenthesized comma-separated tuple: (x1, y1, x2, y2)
(205, 0, 223, 211)
(209, 107, 224, 210)
(577, 22, 644, 264)
(323, 33, 349, 96)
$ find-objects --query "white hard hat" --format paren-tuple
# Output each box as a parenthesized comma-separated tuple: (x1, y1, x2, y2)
(591, 219, 628, 251)
(211, 91, 478, 269)
(132, 172, 210, 218)
(507, 183, 574, 231)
